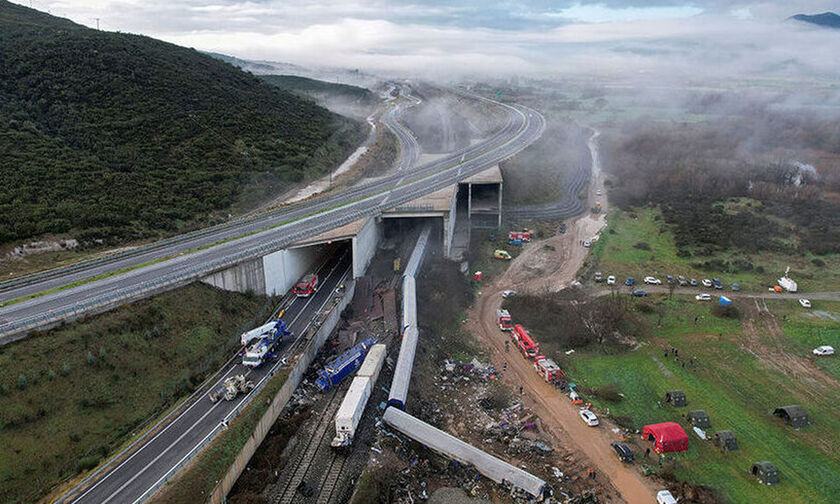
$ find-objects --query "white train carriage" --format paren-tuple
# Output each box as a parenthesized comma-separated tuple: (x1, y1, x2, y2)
(388, 325, 418, 409)
(401, 275, 417, 331)
(383, 407, 548, 498)
(403, 224, 431, 279)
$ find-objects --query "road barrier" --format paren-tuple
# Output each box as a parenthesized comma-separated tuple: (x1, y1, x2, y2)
(205, 279, 356, 504)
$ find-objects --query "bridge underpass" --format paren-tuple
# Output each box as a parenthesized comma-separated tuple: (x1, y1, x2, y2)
(201, 164, 504, 297)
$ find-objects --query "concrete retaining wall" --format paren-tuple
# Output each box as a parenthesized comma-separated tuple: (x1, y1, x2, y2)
(352, 217, 381, 279)
(207, 280, 356, 504)
(263, 246, 325, 296)
(201, 257, 266, 294)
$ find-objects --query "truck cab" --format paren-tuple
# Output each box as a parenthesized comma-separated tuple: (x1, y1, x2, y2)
(534, 356, 566, 385)
(496, 309, 513, 331)
(293, 273, 319, 297)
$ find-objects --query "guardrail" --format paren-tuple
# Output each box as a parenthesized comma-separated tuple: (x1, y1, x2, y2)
(1, 102, 543, 343)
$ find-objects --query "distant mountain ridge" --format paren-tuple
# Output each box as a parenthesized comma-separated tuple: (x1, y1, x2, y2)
(0, 0, 365, 246)
(790, 12, 840, 29)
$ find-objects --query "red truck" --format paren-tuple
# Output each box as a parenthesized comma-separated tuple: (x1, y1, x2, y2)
(496, 309, 513, 331)
(511, 324, 539, 360)
(292, 273, 318, 297)
(534, 356, 566, 385)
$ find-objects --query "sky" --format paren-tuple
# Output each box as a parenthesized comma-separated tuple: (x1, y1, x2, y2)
(15, 0, 840, 80)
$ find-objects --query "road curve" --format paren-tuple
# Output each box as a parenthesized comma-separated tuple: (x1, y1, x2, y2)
(0, 95, 545, 341)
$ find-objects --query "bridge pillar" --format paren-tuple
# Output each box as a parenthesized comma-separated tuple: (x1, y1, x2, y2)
(201, 258, 266, 295)
(352, 217, 381, 278)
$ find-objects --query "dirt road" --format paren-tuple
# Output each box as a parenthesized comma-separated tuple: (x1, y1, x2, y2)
(466, 128, 660, 502)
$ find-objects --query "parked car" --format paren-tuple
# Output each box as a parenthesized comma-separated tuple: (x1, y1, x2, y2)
(689, 278, 699, 286)
(798, 298, 811, 308)
(644, 276, 662, 285)
(502, 290, 517, 298)
(611, 442, 635, 463)
(813, 345, 835, 356)
(583, 240, 592, 248)
(579, 409, 599, 426)
(625, 277, 635, 286)
(657, 490, 678, 504)
(678, 275, 688, 286)
(696, 293, 712, 301)
(702, 279, 713, 288)
(731, 283, 740, 291)
(596, 189, 602, 196)
(631, 289, 648, 297)
(594, 272, 603, 282)
(666, 275, 675, 285)
(713, 278, 723, 289)
(607, 275, 616, 285)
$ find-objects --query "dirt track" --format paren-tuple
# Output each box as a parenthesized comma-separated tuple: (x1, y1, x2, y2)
(465, 128, 660, 502)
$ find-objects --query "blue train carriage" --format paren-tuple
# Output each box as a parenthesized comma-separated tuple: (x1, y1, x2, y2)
(315, 337, 377, 391)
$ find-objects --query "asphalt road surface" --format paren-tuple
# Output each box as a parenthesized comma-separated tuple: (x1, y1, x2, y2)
(63, 249, 353, 504)
(0, 94, 545, 341)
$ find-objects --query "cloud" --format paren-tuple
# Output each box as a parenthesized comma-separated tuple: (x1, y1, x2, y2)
(16, 0, 840, 81)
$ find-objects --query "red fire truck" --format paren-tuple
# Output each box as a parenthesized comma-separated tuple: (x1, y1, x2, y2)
(292, 273, 319, 297)
(496, 309, 513, 331)
(511, 324, 539, 360)
(534, 356, 566, 385)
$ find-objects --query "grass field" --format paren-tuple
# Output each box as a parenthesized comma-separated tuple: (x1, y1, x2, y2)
(0, 284, 273, 504)
(565, 296, 840, 504)
(591, 207, 840, 292)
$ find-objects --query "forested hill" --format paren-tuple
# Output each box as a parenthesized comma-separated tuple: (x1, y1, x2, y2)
(260, 75, 376, 107)
(0, 1, 365, 246)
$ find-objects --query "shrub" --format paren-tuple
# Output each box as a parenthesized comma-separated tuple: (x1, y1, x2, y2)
(61, 361, 71, 376)
(99, 346, 107, 359)
(812, 258, 826, 267)
(636, 301, 657, 314)
(17, 373, 27, 390)
(48, 369, 57, 381)
(712, 304, 741, 319)
(87, 351, 96, 365)
(1, 384, 9, 396)
(590, 383, 623, 403)
(633, 241, 651, 250)
(76, 456, 100, 473)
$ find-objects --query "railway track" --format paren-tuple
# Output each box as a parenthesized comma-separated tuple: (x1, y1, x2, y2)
(269, 388, 344, 504)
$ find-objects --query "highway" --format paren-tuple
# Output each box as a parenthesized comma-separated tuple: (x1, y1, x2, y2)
(0, 92, 545, 342)
(382, 84, 422, 171)
(61, 249, 353, 504)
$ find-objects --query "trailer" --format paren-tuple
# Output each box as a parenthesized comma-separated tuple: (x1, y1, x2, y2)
(512, 324, 539, 360)
(315, 337, 377, 391)
(496, 309, 513, 331)
(333, 346, 386, 449)
(534, 356, 566, 386)
(332, 376, 371, 448)
(292, 273, 319, 297)
(357, 343, 386, 380)
(242, 320, 290, 367)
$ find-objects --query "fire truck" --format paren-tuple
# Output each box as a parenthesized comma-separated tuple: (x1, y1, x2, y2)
(496, 309, 513, 331)
(508, 231, 532, 243)
(511, 324, 539, 360)
(292, 273, 319, 297)
(534, 356, 566, 386)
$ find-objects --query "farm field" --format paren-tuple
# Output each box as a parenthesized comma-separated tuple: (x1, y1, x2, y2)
(0, 284, 272, 504)
(566, 297, 840, 504)
(590, 207, 840, 293)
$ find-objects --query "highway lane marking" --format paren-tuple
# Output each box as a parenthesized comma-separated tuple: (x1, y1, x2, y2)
(69, 254, 342, 503)
(117, 254, 350, 504)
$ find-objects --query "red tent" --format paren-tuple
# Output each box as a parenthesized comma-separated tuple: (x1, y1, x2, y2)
(643, 422, 689, 453)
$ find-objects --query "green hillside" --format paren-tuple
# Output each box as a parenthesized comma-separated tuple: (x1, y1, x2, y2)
(260, 74, 376, 106)
(0, 1, 365, 246)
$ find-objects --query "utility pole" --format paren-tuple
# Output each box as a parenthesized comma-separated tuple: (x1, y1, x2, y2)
(95, 18, 100, 30)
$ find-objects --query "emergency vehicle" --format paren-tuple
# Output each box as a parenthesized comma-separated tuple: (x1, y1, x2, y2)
(292, 273, 319, 297)
(511, 324, 539, 359)
(496, 309, 513, 331)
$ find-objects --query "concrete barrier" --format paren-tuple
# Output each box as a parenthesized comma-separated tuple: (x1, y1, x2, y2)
(206, 279, 356, 504)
